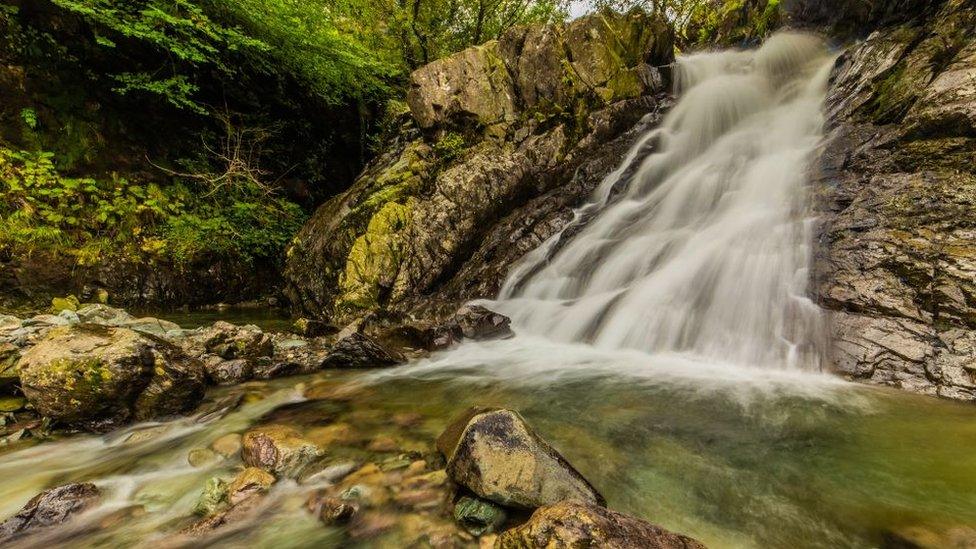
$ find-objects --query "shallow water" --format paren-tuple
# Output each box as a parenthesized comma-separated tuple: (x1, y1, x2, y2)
(1, 340, 974, 548)
(134, 307, 294, 332)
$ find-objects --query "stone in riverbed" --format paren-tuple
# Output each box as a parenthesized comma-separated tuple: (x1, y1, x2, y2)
(438, 407, 604, 509)
(203, 357, 253, 385)
(187, 448, 220, 468)
(0, 483, 100, 543)
(320, 333, 402, 369)
(495, 501, 706, 548)
(226, 467, 275, 505)
(305, 492, 360, 525)
(17, 324, 205, 430)
(453, 495, 507, 536)
(241, 424, 321, 476)
(453, 305, 513, 341)
(210, 433, 243, 458)
(427, 306, 515, 351)
(190, 321, 274, 361)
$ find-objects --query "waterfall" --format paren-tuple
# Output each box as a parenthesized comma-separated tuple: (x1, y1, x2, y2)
(487, 33, 835, 371)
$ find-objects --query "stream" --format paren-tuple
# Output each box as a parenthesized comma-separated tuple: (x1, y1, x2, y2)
(0, 337, 974, 547)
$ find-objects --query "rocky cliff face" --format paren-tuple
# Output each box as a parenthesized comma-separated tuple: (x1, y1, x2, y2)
(815, 0, 976, 400)
(283, 10, 674, 321)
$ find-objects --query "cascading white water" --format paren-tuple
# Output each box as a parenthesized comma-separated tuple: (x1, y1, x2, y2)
(487, 33, 835, 371)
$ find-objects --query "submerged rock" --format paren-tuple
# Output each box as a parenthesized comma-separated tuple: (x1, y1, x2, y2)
(17, 324, 205, 430)
(242, 424, 321, 476)
(495, 501, 706, 549)
(0, 483, 100, 543)
(320, 333, 402, 369)
(438, 407, 604, 509)
(210, 433, 243, 458)
(306, 492, 360, 525)
(453, 495, 507, 536)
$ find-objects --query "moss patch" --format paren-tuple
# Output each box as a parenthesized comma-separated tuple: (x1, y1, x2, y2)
(336, 200, 414, 313)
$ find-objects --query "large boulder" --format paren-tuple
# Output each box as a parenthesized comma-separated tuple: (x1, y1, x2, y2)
(17, 324, 205, 430)
(188, 321, 274, 361)
(438, 407, 604, 509)
(495, 501, 706, 549)
(320, 333, 402, 369)
(0, 483, 100, 543)
(283, 10, 674, 323)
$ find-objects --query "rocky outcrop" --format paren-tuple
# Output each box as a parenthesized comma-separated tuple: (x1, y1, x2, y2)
(0, 483, 100, 543)
(495, 501, 706, 549)
(320, 333, 403, 369)
(438, 407, 605, 509)
(815, 0, 976, 401)
(284, 10, 674, 322)
(17, 324, 205, 430)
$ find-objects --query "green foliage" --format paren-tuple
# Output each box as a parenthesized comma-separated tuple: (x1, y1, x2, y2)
(333, 0, 568, 70)
(19, 108, 37, 130)
(0, 146, 305, 268)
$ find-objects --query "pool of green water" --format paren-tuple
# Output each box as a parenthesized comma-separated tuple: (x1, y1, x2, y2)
(0, 338, 973, 548)
(133, 307, 294, 332)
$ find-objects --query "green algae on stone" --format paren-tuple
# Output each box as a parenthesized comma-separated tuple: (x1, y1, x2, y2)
(17, 324, 204, 429)
(50, 295, 80, 313)
(336, 201, 414, 313)
(453, 495, 507, 535)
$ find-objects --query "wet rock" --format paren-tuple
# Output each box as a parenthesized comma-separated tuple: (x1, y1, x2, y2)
(453, 305, 514, 340)
(454, 495, 507, 536)
(210, 433, 243, 458)
(0, 483, 100, 542)
(306, 492, 360, 525)
(320, 333, 402, 369)
(188, 448, 220, 468)
(495, 501, 706, 549)
(226, 467, 275, 505)
(241, 424, 321, 476)
(438, 407, 604, 509)
(17, 324, 205, 430)
(427, 306, 514, 350)
(182, 489, 265, 537)
(190, 321, 274, 361)
(193, 477, 228, 516)
(204, 357, 253, 385)
(291, 317, 336, 338)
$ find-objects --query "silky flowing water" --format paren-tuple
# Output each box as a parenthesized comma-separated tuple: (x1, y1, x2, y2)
(2, 33, 975, 548)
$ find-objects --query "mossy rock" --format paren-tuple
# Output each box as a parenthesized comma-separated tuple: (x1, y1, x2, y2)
(50, 295, 80, 313)
(17, 324, 205, 430)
